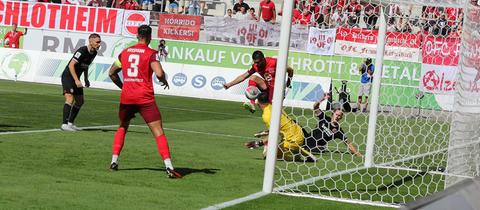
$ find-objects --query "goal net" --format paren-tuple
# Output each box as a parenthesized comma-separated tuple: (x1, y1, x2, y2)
(262, 0, 480, 207)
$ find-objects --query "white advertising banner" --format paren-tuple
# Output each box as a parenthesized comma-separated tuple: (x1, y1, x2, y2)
(0, 48, 331, 109)
(203, 17, 309, 51)
(307, 27, 336, 56)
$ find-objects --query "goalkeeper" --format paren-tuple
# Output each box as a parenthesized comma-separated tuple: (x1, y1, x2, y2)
(246, 92, 363, 159)
(244, 92, 318, 162)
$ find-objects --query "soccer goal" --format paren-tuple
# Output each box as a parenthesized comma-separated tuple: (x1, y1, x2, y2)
(263, 0, 480, 207)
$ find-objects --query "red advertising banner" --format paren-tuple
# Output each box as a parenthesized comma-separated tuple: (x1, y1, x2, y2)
(422, 35, 461, 66)
(158, 14, 201, 41)
(0, 0, 124, 35)
(336, 27, 421, 48)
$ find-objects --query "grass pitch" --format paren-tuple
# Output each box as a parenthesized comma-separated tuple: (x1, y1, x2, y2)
(0, 79, 415, 209)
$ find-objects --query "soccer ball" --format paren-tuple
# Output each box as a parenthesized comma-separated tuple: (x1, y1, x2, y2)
(3, 38, 9, 46)
(245, 86, 261, 100)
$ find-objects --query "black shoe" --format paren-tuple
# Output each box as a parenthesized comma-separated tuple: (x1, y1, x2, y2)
(110, 162, 118, 171)
(166, 168, 182, 179)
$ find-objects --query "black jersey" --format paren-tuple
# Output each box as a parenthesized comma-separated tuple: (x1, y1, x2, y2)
(62, 46, 97, 79)
(310, 111, 347, 143)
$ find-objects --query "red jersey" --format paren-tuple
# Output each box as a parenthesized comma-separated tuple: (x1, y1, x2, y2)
(247, 57, 277, 88)
(260, 0, 275, 21)
(3, 30, 24, 48)
(119, 43, 159, 104)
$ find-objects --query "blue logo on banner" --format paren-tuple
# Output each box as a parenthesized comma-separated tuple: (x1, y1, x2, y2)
(285, 81, 325, 101)
(172, 73, 187, 86)
(192, 75, 206, 88)
(211, 76, 226, 90)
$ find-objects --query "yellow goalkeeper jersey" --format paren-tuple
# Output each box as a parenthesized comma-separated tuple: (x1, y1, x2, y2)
(262, 104, 304, 150)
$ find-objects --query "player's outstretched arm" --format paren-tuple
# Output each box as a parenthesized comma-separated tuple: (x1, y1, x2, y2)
(108, 60, 123, 89)
(345, 140, 363, 158)
(313, 92, 330, 112)
(224, 71, 251, 89)
(151, 61, 169, 90)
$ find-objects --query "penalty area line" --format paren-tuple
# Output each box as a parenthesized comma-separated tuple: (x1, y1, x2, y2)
(201, 191, 269, 210)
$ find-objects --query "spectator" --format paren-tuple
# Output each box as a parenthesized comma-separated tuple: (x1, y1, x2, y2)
(396, 15, 412, 33)
(188, 0, 201, 15)
(233, 0, 250, 14)
(433, 13, 450, 36)
(292, 5, 302, 24)
(298, 8, 312, 26)
(345, 0, 362, 28)
(225, 8, 234, 18)
(87, 0, 103, 7)
(235, 7, 249, 20)
(363, 3, 378, 29)
(247, 8, 258, 21)
(122, 0, 139, 10)
(158, 39, 168, 62)
(142, 0, 154, 10)
(258, 0, 276, 23)
(168, 0, 179, 13)
(387, 3, 401, 24)
(329, 6, 346, 28)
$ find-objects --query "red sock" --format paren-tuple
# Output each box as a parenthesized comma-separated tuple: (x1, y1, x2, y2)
(248, 79, 257, 105)
(155, 134, 171, 160)
(112, 127, 126, 155)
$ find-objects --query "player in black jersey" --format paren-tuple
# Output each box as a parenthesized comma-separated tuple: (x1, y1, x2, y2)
(304, 93, 363, 158)
(60, 33, 101, 131)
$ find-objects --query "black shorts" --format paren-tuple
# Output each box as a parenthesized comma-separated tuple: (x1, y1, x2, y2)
(61, 75, 83, 95)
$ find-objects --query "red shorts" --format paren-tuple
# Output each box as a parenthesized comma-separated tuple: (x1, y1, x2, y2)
(119, 102, 161, 123)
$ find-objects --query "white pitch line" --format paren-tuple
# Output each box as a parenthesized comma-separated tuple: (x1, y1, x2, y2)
(0, 124, 254, 141)
(0, 125, 119, 135)
(201, 192, 269, 210)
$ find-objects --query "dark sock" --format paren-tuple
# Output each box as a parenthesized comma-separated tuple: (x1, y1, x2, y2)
(69, 105, 81, 123)
(63, 103, 72, 124)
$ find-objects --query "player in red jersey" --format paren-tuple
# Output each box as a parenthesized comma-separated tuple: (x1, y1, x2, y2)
(108, 25, 181, 179)
(223, 50, 294, 113)
(3, 24, 27, 49)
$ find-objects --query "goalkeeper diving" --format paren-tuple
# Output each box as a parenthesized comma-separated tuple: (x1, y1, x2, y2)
(245, 92, 363, 161)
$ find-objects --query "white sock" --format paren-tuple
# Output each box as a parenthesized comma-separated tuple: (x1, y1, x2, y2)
(111, 155, 118, 164)
(164, 158, 173, 169)
(68, 122, 73, 126)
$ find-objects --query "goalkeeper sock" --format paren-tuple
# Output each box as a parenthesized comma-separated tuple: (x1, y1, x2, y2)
(248, 79, 257, 105)
(112, 127, 126, 156)
(63, 103, 72, 124)
(69, 104, 81, 123)
(155, 134, 171, 160)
